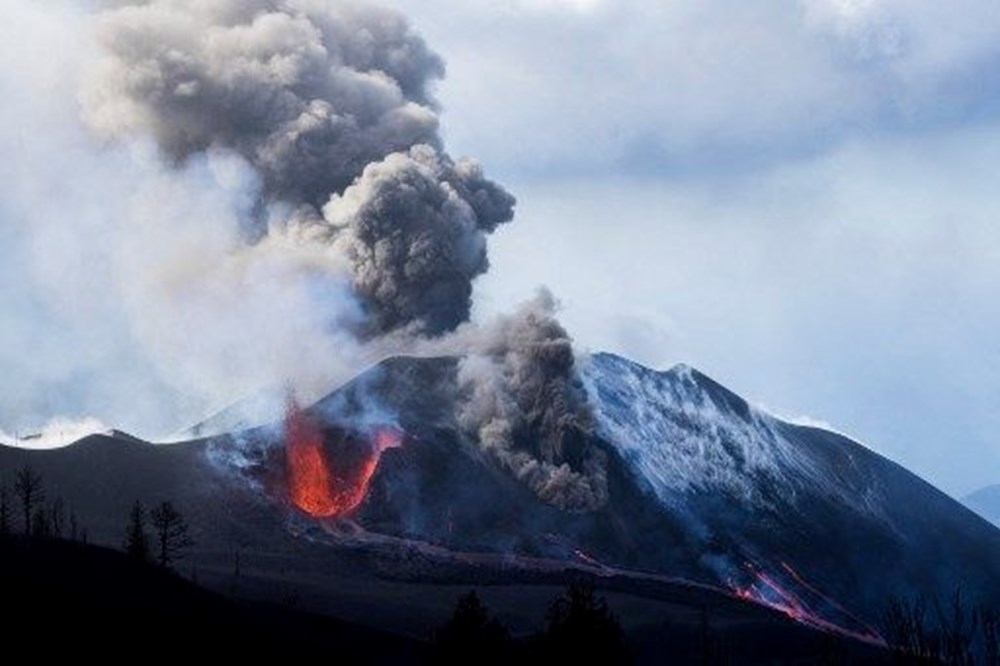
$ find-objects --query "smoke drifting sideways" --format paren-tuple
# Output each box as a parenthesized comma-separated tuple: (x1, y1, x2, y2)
(0, 0, 603, 511)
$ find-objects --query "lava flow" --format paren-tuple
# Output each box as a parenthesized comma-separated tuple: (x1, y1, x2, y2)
(730, 561, 885, 646)
(284, 398, 404, 518)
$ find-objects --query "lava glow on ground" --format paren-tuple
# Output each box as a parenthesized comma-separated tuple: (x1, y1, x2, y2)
(283, 398, 403, 518)
(730, 561, 885, 646)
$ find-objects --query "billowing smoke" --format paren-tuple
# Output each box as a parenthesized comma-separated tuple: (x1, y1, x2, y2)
(1, 0, 602, 510)
(454, 292, 608, 511)
(83, 0, 514, 337)
(84, 0, 443, 212)
(324, 145, 515, 335)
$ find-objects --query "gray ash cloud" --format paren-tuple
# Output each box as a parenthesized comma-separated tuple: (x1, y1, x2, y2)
(83, 0, 513, 336)
(79, 0, 600, 509)
(455, 292, 607, 511)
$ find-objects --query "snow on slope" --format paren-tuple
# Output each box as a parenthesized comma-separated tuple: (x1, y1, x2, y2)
(581, 352, 879, 514)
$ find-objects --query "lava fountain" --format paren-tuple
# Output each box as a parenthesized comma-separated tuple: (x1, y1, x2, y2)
(284, 397, 403, 518)
(284, 398, 337, 517)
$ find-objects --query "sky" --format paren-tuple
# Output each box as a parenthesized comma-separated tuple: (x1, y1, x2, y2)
(0, 0, 997, 498)
(389, 0, 1000, 497)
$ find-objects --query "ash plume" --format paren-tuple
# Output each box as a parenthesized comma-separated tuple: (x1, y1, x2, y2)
(2, 0, 601, 510)
(83, 0, 514, 337)
(325, 145, 515, 336)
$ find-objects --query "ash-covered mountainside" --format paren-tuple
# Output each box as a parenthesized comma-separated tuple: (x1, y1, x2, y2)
(581, 353, 1000, 622)
(207, 352, 999, 631)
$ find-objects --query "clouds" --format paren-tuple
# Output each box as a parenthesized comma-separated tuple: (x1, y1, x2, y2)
(473, 125, 1000, 495)
(2, 0, 997, 499)
(395, 0, 1000, 176)
(374, 0, 1000, 496)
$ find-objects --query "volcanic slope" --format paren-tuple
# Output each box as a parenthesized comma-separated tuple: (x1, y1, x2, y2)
(291, 353, 1000, 632)
(0, 354, 996, 659)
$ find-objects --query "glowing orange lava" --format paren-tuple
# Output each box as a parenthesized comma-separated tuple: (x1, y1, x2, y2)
(285, 398, 338, 517)
(284, 398, 404, 519)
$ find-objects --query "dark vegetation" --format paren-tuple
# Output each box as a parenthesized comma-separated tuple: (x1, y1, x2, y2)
(0, 466, 420, 659)
(431, 584, 631, 665)
(430, 585, 1000, 665)
(881, 592, 999, 665)
(0, 534, 422, 660)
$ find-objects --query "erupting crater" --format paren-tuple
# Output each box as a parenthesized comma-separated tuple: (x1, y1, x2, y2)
(284, 398, 403, 518)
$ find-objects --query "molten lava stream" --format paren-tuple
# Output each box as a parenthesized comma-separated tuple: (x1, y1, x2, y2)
(284, 399, 338, 517)
(284, 398, 404, 519)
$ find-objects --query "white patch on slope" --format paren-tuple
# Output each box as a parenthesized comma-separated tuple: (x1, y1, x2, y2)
(581, 353, 868, 511)
(0, 417, 110, 449)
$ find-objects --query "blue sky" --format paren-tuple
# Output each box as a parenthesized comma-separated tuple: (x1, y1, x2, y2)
(392, 0, 1000, 496)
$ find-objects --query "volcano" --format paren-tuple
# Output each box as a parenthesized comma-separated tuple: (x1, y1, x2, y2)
(209, 353, 1000, 641)
(2, 353, 997, 662)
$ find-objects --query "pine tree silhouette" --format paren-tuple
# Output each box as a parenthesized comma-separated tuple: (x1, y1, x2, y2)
(14, 465, 44, 536)
(149, 501, 192, 567)
(124, 501, 150, 562)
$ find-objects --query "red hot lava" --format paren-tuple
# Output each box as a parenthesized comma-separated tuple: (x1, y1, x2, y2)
(729, 561, 885, 646)
(284, 398, 403, 519)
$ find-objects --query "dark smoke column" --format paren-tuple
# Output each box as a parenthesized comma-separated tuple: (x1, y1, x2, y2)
(84, 0, 514, 337)
(84, 0, 604, 511)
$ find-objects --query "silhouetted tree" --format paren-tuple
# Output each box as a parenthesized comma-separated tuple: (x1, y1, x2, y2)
(982, 606, 999, 666)
(149, 501, 192, 568)
(50, 497, 65, 538)
(935, 590, 978, 665)
(124, 501, 150, 562)
(537, 583, 631, 664)
(31, 508, 50, 538)
(0, 484, 10, 534)
(14, 465, 44, 535)
(883, 595, 940, 662)
(882, 591, 995, 665)
(433, 591, 511, 665)
(69, 511, 78, 542)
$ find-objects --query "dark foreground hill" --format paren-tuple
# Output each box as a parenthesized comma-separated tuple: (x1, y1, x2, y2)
(0, 535, 420, 660)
